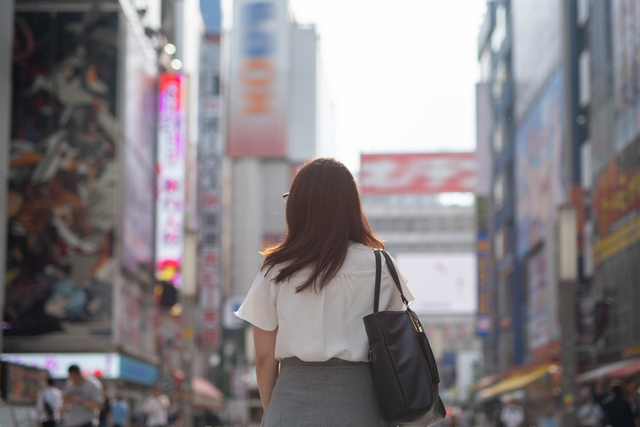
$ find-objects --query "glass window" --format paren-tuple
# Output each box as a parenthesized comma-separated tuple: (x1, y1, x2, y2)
(480, 47, 492, 82)
(492, 4, 506, 53)
(493, 119, 504, 153)
(493, 172, 505, 209)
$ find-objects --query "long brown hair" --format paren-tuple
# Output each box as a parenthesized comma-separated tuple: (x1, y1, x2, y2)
(261, 157, 385, 292)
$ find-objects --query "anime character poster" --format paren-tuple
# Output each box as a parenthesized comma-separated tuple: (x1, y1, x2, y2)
(515, 68, 568, 258)
(6, 12, 118, 336)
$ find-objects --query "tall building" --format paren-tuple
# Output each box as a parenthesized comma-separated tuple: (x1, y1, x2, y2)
(477, 0, 640, 418)
(1, 1, 225, 425)
(581, 0, 640, 373)
(223, 0, 328, 423)
(4, 1, 164, 397)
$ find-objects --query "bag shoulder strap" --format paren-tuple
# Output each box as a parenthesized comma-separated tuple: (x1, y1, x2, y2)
(373, 249, 382, 313)
(380, 250, 410, 307)
(372, 249, 410, 313)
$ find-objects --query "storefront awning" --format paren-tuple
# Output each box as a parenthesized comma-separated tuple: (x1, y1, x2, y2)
(479, 363, 555, 399)
(578, 358, 640, 383)
(192, 376, 224, 411)
(608, 358, 640, 378)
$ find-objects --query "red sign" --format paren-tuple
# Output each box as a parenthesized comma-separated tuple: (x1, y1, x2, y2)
(359, 153, 477, 195)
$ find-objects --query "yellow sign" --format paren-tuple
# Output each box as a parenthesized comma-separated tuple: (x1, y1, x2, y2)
(623, 342, 640, 358)
(183, 328, 195, 341)
(594, 215, 640, 264)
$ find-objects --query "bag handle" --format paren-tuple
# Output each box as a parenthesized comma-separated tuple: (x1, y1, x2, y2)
(373, 250, 382, 312)
(373, 249, 410, 313)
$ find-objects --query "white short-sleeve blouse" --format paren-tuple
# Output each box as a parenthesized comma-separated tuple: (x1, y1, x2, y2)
(234, 243, 415, 363)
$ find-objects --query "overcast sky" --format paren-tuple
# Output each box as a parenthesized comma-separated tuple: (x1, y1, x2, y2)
(289, 0, 488, 173)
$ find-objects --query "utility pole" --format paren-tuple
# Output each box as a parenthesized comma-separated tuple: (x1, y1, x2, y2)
(559, 204, 578, 427)
(0, 0, 15, 354)
(182, 232, 199, 427)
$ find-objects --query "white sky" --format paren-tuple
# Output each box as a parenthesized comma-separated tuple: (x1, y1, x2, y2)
(289, 0, 488, 173)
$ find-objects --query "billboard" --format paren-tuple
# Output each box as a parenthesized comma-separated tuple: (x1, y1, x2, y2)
(198, 34, 223, 349)
(0, 353, 157, 385)
(122, 19, 157, 277)
(155, 72, 186, 288)
(395, 253, 477, 315)
(228, 0, 290, 157)
(359, 153, 477, 196)
(515, 69, 567, 257)
(592, 138, 640, 263)
(6, 12, 118, 337)
(612, 0, 640, 152)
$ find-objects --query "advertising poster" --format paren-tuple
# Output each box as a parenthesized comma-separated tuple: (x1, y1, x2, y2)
(359, 153, 478, 196)
(612, 0, 640, 152)
(228, 0, 290, 157)
(0, 362, 49, 405)
(396, 253, 477, 316)
(515, 69, 567, 257)
(155, 73, 186, 288)
(6, 12, 118, 337)
(592, 138, 640, 264)
(198, 34, 223, 349)
(527, 250, 550, 354)
(122, 19, 157, 277)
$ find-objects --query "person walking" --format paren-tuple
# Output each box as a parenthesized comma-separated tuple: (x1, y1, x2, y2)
(235, 158, 415, 426)
(98, 388, 111, 427)
(578, 395, 604, 427)
(603, 385, 635, 427)
(62, 365, 103, 427)
(500, 399, 525, 427)
(142, 386, 170, 427)
(36, 377, 62, 427)
(111, 395, 130, 427)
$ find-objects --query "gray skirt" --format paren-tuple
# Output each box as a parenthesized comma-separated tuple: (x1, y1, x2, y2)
(261, 357, 391, 427)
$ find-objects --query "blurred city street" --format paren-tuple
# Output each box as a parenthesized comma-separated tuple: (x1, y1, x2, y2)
(1, 0, 640, 426)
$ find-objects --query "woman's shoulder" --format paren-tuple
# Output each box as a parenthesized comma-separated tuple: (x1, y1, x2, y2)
(340, 242, 377, 273)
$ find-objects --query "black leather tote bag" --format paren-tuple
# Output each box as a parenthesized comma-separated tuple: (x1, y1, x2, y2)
(363, 249, 446, 426)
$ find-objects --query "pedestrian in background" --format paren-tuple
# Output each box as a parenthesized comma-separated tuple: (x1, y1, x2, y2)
(36, 376, 62, 427)
(98, 388, 111, 427)
(111, 395, 130, 427)
(235, 158, 415, 426)
(142, 386, 170, 427)
(62, 365, 103, 427)
(500, 399, 524, 427)
(578, 395, 604, 427)
(603, 385, 635, 427)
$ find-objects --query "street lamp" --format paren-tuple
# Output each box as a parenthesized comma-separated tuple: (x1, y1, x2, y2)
(558, 204, 577, 427)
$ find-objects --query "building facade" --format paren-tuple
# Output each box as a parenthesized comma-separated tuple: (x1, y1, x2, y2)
(223, 1, 327, 423)
(473, 0, 640, 418)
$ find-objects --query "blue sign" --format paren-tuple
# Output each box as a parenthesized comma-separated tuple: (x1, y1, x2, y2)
(119, 356, 158, 385)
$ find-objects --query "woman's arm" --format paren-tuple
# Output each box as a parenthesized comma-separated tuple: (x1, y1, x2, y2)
(253, 325, 279, 410)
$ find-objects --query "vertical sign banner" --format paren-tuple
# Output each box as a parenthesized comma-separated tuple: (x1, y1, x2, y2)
(476, 196, 491, 337)
(156, 73, 186, 288)
(198, 34, 223, 349)
(228, 0, 289, 157)
(122, 18, 157, 278)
